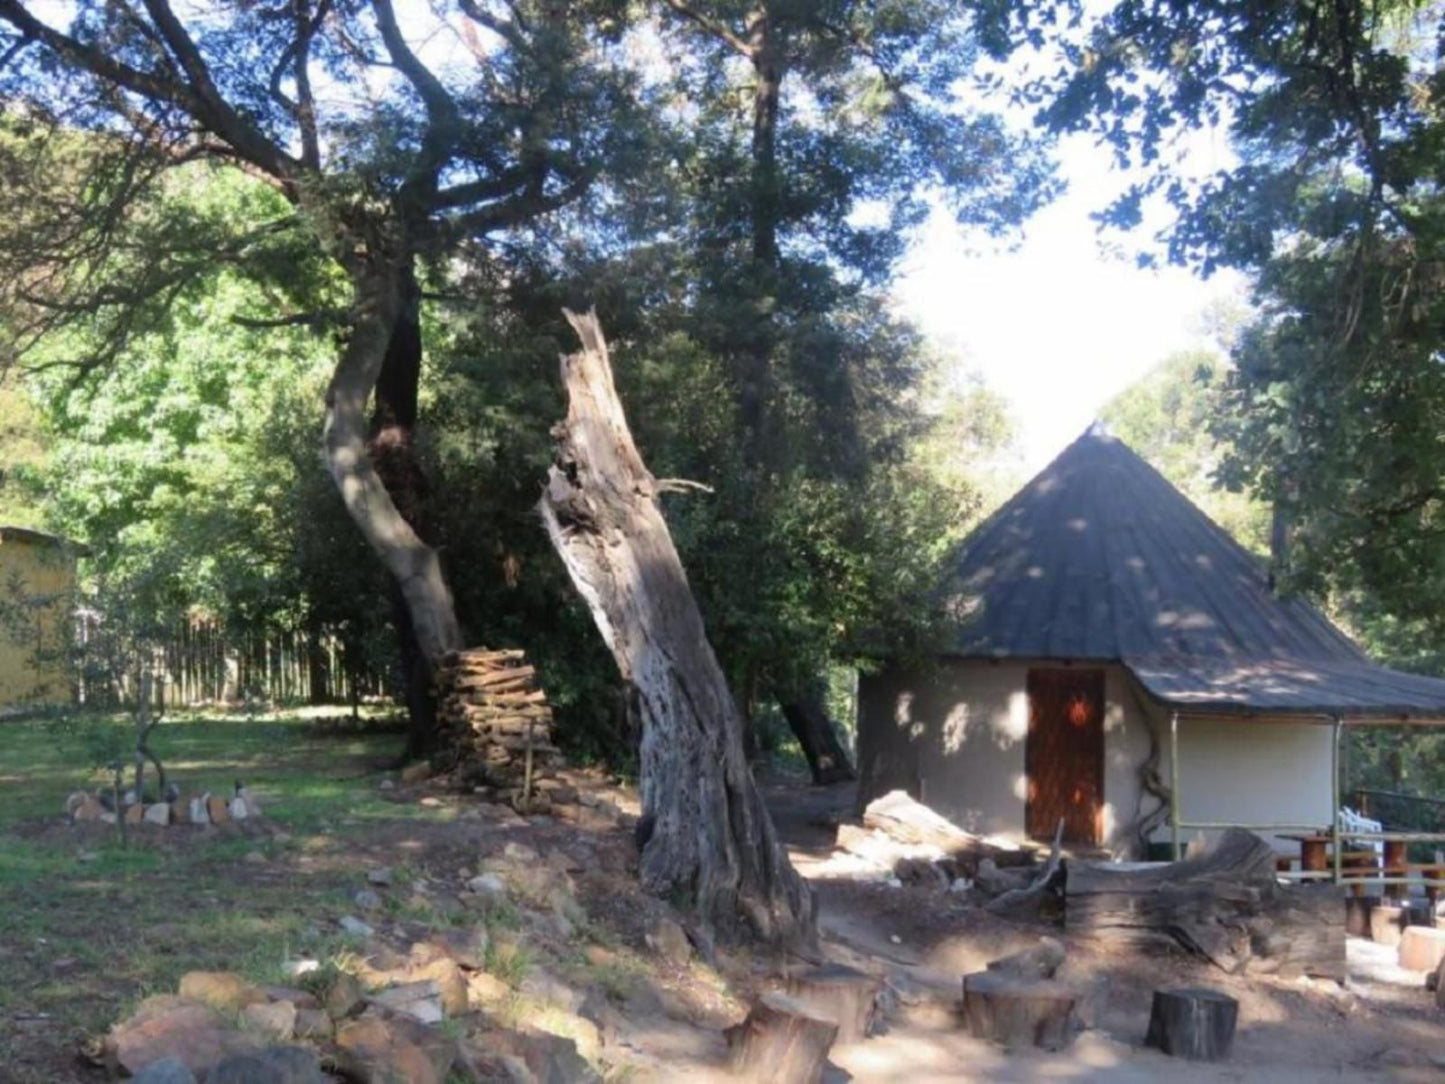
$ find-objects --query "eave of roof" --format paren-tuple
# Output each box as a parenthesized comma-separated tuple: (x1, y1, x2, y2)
(0, 525, 91, 555)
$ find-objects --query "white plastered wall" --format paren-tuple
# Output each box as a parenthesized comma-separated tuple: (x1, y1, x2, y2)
(857, 659, 1334, 856)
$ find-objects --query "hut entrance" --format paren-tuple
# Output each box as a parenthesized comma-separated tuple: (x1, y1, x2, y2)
(1026, 668, 1105, 845)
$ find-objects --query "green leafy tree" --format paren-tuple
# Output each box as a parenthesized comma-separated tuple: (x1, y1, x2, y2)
(0, 0, 643, 751)
(1100, 350, 1269, 554)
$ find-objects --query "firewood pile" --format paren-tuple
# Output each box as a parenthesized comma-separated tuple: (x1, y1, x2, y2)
(438, 648, 562, 805)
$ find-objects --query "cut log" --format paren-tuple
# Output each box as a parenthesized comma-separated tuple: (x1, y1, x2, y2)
(1398, 926, 1445, 973)
(961, 972, 1078, 1051)
(1145, 988, 1238, 1062)
(986, 937, 1065, 980)
(783, 964, 882, 1044)
(727, 992, 838, 1084)
(538, 310, 814, 947)
(1065, 828, 1344, 980)
(1371, 903, 1405, 947)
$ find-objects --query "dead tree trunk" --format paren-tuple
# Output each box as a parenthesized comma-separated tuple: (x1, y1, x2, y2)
(538, 309, 815, 948)
(1066, 828, 1344, 980)
(781, 683, 855, 786)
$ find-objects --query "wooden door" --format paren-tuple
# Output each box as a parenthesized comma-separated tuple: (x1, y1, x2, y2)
(1026, 668, 1105, 845)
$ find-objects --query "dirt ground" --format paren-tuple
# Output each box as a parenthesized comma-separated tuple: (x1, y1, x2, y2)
(767, 780, 1445, 1083)
(4, 759, 1444, 1082)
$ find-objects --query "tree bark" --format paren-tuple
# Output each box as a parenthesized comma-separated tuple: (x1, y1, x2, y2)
(322, 252, 462, 696)
(727, 992, 837, 1084)
(780, 682, 855, 785)
(368, 257, 445, 755)
(1145, 988, 1238, 1062)
(538, 309, 815, 948)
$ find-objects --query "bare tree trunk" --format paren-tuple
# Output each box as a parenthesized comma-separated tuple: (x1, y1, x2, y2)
(322, 255, 462, 678)
(539, 309, 815, 948)
(369, 258, 445, 756)
(780, 680, 855, 785)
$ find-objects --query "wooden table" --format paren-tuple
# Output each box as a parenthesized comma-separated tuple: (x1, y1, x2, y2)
(1280, 833, 1331, 873)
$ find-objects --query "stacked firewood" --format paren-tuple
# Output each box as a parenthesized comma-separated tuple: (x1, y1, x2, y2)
(438, 648, 561, 801)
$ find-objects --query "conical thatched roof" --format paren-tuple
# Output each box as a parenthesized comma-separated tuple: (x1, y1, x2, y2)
(944, 427, 1445, 717)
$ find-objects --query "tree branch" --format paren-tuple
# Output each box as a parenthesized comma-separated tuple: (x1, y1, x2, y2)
(662, 0, 753, 57)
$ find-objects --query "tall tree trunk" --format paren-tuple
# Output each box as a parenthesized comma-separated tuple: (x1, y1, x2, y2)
(368, 258, 445, 756)
(780, 681, 855, 785)
(305, 612, 331, 705)
(322, 252, 462, 706)
(539, 309, 815, 949)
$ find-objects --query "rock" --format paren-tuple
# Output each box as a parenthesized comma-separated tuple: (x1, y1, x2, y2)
(467, 971, 511, 1008)
(64, 791, 86, 816)
(503, 842, 539, 863)
(243, 795, 262, 818)
(467, 872, 508, 906)
(401, 762, 432, 783)
(229, 797, 249, 821)
(339, 915, 375, 937)
(207, 795, 231, 824)
(125, 803, 146, 825)
(294, 1008, 334, 1041)
(519, 969, 584, 1014)
(130, 1056, 199, 1084)
(107, 995, 260, 1078)
(379, 778, 396, 791)
(538, 782, 578, 805)
(259, 986, 318, 1009)
(240, 999, 297, 1040)
(352, 888, 383, 911)
(415, 928, 487, 972)
(371, 979, 445, 1023)
(189, 796, 210, 824)
(71, 793, 107, 822)
(281, 959, 320, 979)
(409, 958, 469, 1017)
(144, 802, 172, 826)
(325, 972, 366, 1020)
(367, 867, 393, 886)
(335, 1009, 456, 1084)
(178, 972, 267, 1013)
(477, 1026, 601, 1084)
(419, 796, 443, 808)
(243, 851, 266, 865)
(209, 1045, 326, 1084)
(646, 917, 692, 966)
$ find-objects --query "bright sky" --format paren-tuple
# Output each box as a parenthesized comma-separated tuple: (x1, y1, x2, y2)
(897, 127, 1249, 474)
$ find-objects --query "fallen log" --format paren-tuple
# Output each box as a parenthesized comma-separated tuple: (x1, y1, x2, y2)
(961, 972, 1078, 1051)
(863, 790, 978, 851)
(1065, 828, 1344, 980)
(1145, 988, 1237, 1062)
(986, 818, 1064, 918)
(728, 992, 838, 1083)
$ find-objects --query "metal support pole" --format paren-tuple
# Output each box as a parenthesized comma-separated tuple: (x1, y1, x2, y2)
(1332, 716, 1342, 887)
(1170, 711, 1181, 861)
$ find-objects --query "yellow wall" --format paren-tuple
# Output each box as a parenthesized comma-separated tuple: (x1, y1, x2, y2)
(0, 535, 79, 709)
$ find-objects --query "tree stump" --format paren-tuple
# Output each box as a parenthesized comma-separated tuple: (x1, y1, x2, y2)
(728, 993, 838, 1084)
(1344, 895, 1373, 938)
(784, 964, 882, 1044)
(961, 972, 1078, 1051)
(1371, 903, 1405, 946)
(1145, 988, 1238, 1062)
(1398, 926, 1445, 972)
(986, 937, 1066, 980)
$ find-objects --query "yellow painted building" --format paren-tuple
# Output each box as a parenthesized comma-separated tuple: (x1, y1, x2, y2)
(0, 526, 84, 710)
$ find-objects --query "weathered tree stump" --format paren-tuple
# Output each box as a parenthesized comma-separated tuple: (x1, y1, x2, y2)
(1145, 988, 1238, 1062)
(728, 992, 838, 1084)
(784, 963, 882, 1044)
(1371, 903, 1405, 947)
(1398, 926, 1445, 973)
(961, 972, 1079, 1051)
(986, 937, 1066, 980)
